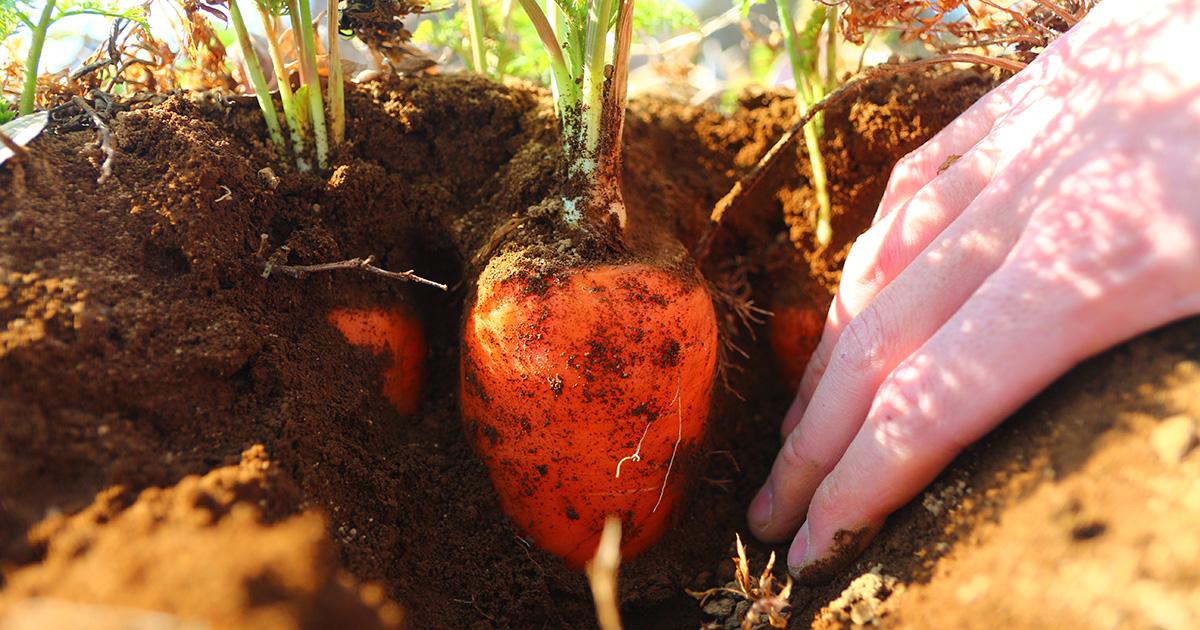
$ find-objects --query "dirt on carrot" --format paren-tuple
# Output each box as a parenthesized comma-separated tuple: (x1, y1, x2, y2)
(2, 67, 1198, 630)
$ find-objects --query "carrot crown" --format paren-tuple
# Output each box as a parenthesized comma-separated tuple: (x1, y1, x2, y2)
(515, 0, 636, 232)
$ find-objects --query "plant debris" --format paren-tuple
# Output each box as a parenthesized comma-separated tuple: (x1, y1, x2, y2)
(834, 0, 1097, 60)
(691, 535, 794, 630)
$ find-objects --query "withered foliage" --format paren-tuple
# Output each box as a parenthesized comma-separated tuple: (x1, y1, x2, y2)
(178, 0, 239, 91)
(339, 0, 429, 67)
(830, 0, 1098, 59)
(692, 535, 794, 630)
(26, 17, 183, 115)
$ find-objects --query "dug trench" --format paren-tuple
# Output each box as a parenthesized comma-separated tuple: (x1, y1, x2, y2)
(2, 68, 1198, 630)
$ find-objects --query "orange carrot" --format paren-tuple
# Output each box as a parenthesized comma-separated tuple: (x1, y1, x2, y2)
(767, 303, 825, 393)
(460, 255, 719, 568)
(328, 305, 427, 415)
(461, 0, 721, 568)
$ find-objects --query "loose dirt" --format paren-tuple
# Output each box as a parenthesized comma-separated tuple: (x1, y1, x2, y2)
(1, 68, 1196, 630)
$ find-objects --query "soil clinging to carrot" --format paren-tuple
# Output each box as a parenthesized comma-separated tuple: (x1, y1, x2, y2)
(3, 68, 1197, 630)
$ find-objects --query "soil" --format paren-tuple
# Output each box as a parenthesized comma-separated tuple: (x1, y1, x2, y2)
(1, 67, 1197, 630)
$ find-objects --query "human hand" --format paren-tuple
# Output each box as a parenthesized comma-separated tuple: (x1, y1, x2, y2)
(748, 0, 1200, 582)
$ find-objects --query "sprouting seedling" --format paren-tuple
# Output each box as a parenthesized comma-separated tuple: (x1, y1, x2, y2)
(1, 0, 148, 116)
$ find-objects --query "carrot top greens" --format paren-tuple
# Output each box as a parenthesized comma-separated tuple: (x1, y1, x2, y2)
(514, 0, 638, 232)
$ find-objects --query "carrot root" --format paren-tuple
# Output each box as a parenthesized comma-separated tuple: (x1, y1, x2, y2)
(461, 255, 719, 568)
(328, 305, 427, 415)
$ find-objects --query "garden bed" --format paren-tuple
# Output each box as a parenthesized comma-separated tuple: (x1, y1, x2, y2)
(1, 66, 1198, 630)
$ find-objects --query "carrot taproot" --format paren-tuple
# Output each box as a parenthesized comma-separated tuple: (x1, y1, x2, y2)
(460, 254, 719, 568)
(328, 305, 427, 415)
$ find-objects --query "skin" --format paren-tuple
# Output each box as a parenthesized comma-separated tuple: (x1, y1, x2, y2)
(748, 0, 1200, 580)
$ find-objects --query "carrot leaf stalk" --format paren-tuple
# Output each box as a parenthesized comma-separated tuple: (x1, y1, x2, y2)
(253, 1, 309, 170)
(462, 0, 489, 74)
(776, 0, 836, 247)
(295, 0, 329, 169)
(514, 0, 635, 231)
(327, 0, 345, 146)
(227, 0, 289, 155)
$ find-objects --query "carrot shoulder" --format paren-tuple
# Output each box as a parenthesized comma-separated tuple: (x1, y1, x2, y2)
(461, 254, 718, 568)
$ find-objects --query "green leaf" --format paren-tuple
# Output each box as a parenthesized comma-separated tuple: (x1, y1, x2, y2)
(52, 0, 150, 29)
(254, 0, 291, 16)
(737, 0, 765, 19)
(0, 0, 40, 36)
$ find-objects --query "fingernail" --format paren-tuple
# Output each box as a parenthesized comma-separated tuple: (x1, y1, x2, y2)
(748, 483, 773, 531)
(787, 521, 810, 573)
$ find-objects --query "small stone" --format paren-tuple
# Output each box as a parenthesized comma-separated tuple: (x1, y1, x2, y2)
(1150, 415, 1198, 467)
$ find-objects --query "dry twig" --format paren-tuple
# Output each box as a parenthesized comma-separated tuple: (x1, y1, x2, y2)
(255, 234, 448, 290)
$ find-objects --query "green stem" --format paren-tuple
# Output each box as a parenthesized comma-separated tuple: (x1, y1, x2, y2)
(463, 0, 487, 75)
(578, 0, 613, 170)
(514, 0, 573, 135)
(229, 0, 287, 154)
(776, 0, 833, 247)
(296, 0, 328, 169)
(775, 0, 813, 105)
(284, 0, 311, 135)
(19, 0, 57, 116)
(804, 123, 832, 245)
(327, 0, 344, 146)
(256, 3, 309, 171)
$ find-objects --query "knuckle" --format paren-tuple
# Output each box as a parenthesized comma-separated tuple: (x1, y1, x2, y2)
(802, 349, 829, 388)
(836, 306, 892, 375)
(866, 365, 943, 459)
(809, 475, 851, 526)
(777, 428, 821, 477)
(777, 427, 816, 470)
(892, 149, 928, 181)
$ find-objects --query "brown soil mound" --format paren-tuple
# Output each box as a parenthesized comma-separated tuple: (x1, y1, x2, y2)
(2, 68, 1196, 630)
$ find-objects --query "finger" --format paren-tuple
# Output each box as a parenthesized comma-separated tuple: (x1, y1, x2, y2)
(789, 186, 1200, 582)
(873, 98, 1001, 225)
(785, 141, 1003, 434)
(872, 32, 1075, 226)
(751, 187, 1028, 542)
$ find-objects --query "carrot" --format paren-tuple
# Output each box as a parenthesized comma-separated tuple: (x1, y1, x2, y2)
(328, 305, 427, 415)
(767, 303, 825, 393)
(460, 0, 720, 568)
(461, 257, 718, 568)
